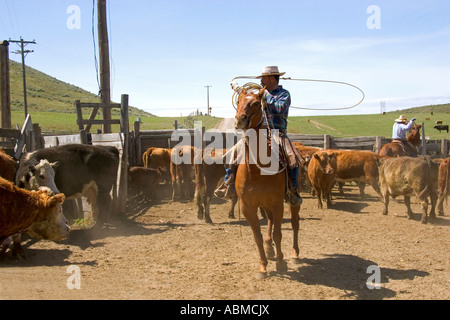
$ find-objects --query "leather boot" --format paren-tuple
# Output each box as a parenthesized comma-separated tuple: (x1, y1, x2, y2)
(288, 188, 303, 207)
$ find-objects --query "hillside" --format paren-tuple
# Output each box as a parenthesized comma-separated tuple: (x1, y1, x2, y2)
(9, 60, 154, 117)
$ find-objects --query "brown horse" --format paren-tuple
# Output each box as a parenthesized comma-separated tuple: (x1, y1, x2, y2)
(234, 87, 301, 279)
(379, 124, 421, 157)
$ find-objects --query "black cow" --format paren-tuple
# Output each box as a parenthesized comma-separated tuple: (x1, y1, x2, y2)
(16, 144, 120, 224)
(434, 125, 449, 133)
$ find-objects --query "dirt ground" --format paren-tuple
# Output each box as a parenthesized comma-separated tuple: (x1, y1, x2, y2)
(0, 183, 448, 301)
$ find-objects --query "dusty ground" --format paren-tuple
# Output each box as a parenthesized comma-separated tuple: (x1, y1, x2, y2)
(0, 183, 448, 301)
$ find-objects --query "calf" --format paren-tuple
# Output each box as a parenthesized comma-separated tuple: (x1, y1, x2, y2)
(437, 158, 449, 216)
(379, 156, 439, 223)
(1, 159, 60, 258)
(194, 148, 238, 223)
(324, 149, 385, 199)
(128, 166, 163, 200)
(0, 177, 69, 260)
(142, 147, 171, 176)
(307, 151, 337, 209)
(170, 145, 198, 200)
(16, 144, 119, 224)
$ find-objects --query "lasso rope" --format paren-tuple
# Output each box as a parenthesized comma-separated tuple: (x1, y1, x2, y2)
(231, 76, 365, 111)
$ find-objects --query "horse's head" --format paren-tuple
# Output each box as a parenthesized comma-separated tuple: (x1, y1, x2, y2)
(235, 87, 266, 130)
(408, 124, 421, 146)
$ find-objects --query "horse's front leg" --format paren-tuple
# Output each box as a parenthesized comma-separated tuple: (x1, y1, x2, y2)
(290, 205, 301, 263)
(242, 202, 268, 279)
(264, 209, 275, 261)
(272, 202, 287, 274)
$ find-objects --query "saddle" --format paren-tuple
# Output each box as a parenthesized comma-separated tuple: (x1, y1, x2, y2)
(392, 139, 417, 157)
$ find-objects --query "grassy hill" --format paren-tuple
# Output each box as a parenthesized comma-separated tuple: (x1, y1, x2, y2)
(9, 60, 153, 117)
(6, 60, 450, 139)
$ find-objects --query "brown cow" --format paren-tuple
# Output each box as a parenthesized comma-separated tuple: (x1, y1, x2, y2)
(379, 156, 439, 223)
(128, 166, 163, 200)
(437, 158, 449, 216)
(308, 151, 337, 209)
(292, 142, 321, 192)
(0, 148, 15, 182)
(142, 147, 172, 181)
(194, 148, 238, 223)
(324, 149, 386, 198)
(0, 177, 69, 260)
(170, 145, 198, 200)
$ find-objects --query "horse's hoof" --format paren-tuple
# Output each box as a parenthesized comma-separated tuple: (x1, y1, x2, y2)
(290, 257, 301, 264)
(255, 272, 268, 280)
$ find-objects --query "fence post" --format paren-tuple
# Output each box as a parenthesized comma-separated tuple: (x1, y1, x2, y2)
(375, 136, 383, 153)
(117, 94, 129, 217)
(421, 122, 426, 156)
(324, 134, 331, 149)
(442, 139, 448, 157)
(75, 100, 84, 131)
(134, 120, 141, 166)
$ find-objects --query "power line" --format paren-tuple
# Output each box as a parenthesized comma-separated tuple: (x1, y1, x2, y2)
(9, 38, 36, 118)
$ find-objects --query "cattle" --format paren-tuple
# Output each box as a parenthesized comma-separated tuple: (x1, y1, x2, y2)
(0, 148, 16, 182)
(433, 125, 449, 133)
(308, 151, 337, 209)
(142, 147, 172, 180)
(0, 177, 69, 260)
(292, 142, 321, 192)
(323, 149, 386, 199)
(1, 159, 61, 258)
(128, 166, 163, 200)
(378, 156, 439, 223)
(15, 144, 119, 224)
(437, 158, 449, 216)
(194, 148, 238, 223)
(170, 145, 197, 200)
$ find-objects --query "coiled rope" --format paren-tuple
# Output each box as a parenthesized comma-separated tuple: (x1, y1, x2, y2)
(231, 76, 365, 111)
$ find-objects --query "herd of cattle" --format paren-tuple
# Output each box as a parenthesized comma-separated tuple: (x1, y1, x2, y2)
(0, 140, 449, 260)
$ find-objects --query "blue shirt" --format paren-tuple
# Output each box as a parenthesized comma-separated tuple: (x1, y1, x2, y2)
(392, 120, 414, 140)
(264, 85, 291, 133)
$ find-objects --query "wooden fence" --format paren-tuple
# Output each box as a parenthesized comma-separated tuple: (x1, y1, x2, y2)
(131, 121, 449, 166)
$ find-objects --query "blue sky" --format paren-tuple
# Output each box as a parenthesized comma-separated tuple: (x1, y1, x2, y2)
(1, 0, 449, 118)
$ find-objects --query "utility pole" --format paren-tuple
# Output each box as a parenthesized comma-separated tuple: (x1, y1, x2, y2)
(97, 0, 111, 133)
(1, 40, 11, 128)
(205, 85, 212, 116)
(9, 38, 35, 118)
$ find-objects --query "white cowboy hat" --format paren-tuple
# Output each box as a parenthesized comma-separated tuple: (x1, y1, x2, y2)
(256, 66, 286, 78)
(395, 115, 408, 122)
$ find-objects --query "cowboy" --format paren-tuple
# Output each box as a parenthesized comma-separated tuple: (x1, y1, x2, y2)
(214, 66, 303, 207)
(392, 114, 417, 156)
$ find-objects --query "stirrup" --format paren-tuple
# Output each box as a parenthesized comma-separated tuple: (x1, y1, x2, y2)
(214, 181, 235, 198)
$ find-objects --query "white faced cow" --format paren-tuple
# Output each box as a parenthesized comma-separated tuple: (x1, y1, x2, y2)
(0, 177, 69, 260)
(16, 144, 120, 224)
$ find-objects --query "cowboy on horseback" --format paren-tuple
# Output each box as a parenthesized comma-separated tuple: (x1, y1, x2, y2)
(214, 66, 303, 207)
(392, 114, 417, 156)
